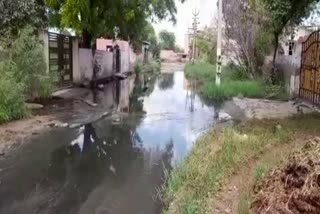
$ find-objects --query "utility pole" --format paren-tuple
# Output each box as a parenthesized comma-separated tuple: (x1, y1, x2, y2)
(190, 9, 199, 63)
(216, 0, 223, 86)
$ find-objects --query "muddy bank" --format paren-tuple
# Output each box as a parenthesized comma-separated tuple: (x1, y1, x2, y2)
(0, 75, 136, 157)
(162, 113, 320, 214)
(229, 97, 319, 119)
(0, 116, 62, 157)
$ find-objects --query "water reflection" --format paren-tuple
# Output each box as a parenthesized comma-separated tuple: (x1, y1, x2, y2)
(158, 73, 174, 90)
(0, 72, 217, 214)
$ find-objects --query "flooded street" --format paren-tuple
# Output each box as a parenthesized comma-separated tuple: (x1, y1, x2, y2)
(0, 70, 217, 214)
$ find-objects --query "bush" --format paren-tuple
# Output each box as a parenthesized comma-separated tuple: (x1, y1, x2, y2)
(255, 29, 273, 69)
(9, 26, 56, 99)
(0, 68, 28, 123)
(223, 63, 251, 81)
(0, 26, 56, 122)
(265, 84, 289, 100)
(10, 26, 56, 99)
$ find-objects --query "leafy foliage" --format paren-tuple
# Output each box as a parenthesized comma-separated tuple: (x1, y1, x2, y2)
(223, 0, 269, 78)
(141, 23, 161, 58)
(262, 0, 319, 82)
(0, 26, 56, 122)
(0, 66, 27, 123)
(6, 26, 56, 99)
(197, 27, 217, 64)
(262, 0, 318, 35)
(159, 30, 176, 50)
(254, 29, 274, 68)
(46, 0, 184, 48)
(0, 0, 47, 36)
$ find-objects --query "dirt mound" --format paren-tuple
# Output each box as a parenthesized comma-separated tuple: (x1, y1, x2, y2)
(251, 137, 320, 214)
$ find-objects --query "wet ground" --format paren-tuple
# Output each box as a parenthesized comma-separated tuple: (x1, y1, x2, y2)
(0, 71, 218, 214)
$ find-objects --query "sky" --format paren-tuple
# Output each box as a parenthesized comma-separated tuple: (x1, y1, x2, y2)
(153, 0, 218, 48)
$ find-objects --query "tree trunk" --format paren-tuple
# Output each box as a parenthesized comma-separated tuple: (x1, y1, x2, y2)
(82, 30, 92, 48)
(271, 34, 279, 84)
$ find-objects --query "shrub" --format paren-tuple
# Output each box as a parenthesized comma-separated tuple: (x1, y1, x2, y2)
(0, 26, 56, 122)
(4, 26, 56, 99)
(265, 84, 289, 100)
(0, 65, 28, 123)
(255, 29, 273, 69)
(223, 63, 251, 81)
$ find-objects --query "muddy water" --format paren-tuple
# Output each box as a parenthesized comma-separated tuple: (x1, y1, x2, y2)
(0, 71, 217, 214)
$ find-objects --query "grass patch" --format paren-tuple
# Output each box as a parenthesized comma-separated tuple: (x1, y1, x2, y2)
(0, 74, 28, 123)
(201, 81, 265, 103)
(253, 164, 270, 184)
(162, 113, 320, 214)
(185, 62, 289, 102)
(238, 191, 251, 214)
(185, 62, 216, 83)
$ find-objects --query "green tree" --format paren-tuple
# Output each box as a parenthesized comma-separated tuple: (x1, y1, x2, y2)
(139, 22, 161, 58)
(159, 30, 176, 50)
(197, 27, 217, 64)
(223, 0, 270, 78)
(0, 0, 47, 36)
(262, 0, 319, 82)
(46, 0, 184, 48)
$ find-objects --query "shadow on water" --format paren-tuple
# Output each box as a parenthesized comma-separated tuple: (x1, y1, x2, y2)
(0, 72, 218, 214)
(158, 73, 174, 91)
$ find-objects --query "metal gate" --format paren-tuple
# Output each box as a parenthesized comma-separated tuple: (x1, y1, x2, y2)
(299, 31, 320, 105)
(48, 32, 73, 87)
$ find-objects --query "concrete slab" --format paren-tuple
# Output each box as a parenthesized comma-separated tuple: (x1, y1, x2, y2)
(231, 98, 316, 119)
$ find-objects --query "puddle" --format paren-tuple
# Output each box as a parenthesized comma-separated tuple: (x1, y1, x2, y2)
(0, 72, 220, 214)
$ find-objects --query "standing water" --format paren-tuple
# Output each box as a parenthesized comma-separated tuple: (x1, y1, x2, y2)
(0, 71, 217, 214)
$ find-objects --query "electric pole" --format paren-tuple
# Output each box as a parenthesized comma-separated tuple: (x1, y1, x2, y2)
(216, 0, 223, 86)
(190, 9, 199, 63)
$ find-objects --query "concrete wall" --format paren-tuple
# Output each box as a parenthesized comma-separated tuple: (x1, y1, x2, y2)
(41, 33, 137, 85)
(77, 49, 93, 85)
(96, 39, 136, 73)
(72, 38, 80, 84)
(95, 50, 113, 80)
(75, 49, 115, 85)
(129, 47, 137, 71)
(39, 31, 49, 73)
